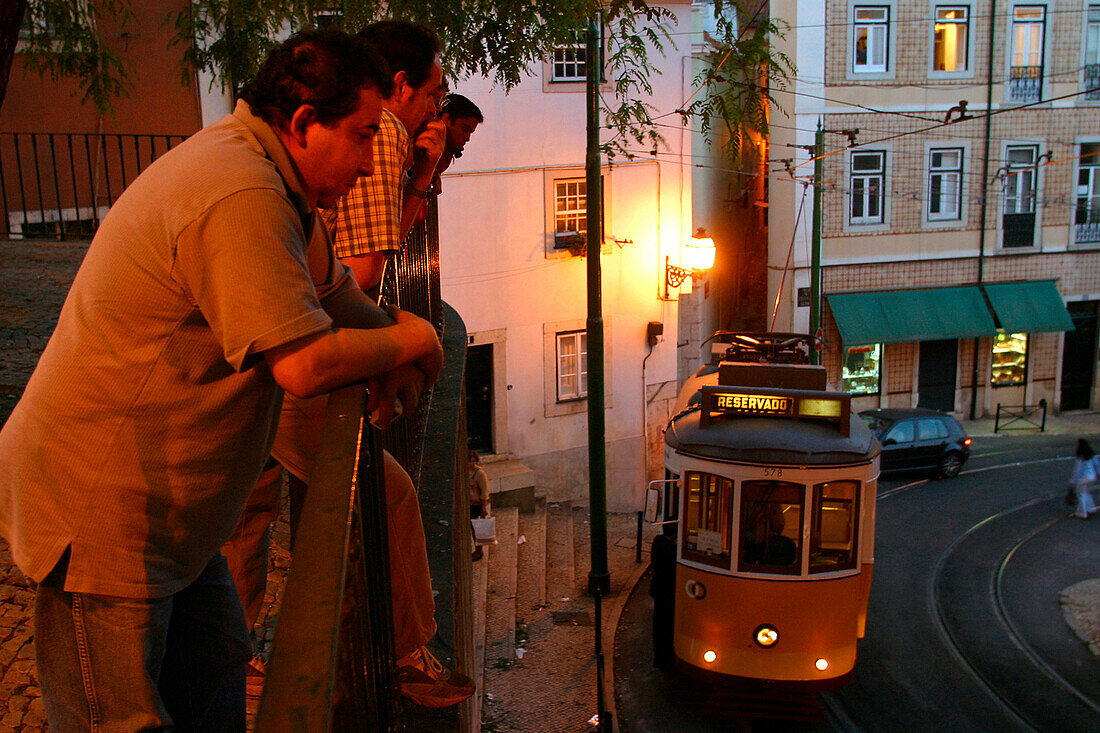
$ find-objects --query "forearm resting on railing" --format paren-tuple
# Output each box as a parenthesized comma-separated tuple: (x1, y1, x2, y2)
(265, 318, 442, 400)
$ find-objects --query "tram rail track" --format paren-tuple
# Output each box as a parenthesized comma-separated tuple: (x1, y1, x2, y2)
(873, 454, 1098, 731)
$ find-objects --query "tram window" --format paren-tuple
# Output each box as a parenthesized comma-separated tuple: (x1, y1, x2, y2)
(682, 472, 733, 569)
(738, 481, 803, 575)
(810, 480, 859, 573)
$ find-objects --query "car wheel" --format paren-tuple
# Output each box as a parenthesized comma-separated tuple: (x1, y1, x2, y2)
(939, 451, 963, 479)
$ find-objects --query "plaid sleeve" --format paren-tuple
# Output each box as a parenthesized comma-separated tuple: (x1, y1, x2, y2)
(323, 110, 409, 258)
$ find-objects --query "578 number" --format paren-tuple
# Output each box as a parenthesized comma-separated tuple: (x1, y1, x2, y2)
(763, 467, 784, 477)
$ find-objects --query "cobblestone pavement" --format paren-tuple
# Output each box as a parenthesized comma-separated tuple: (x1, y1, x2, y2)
(0, 240, 289, 730)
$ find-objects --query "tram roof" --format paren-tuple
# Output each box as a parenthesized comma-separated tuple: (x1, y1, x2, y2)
(665, 408, 879, 465)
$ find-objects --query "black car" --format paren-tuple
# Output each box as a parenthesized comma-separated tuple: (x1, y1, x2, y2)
(859, 408, 972, 478)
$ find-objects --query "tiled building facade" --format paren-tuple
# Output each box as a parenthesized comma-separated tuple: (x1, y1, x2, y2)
(769, 0, 1100, 417)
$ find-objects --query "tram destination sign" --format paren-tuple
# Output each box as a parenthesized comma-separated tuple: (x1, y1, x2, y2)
(699, 385, 851, 435)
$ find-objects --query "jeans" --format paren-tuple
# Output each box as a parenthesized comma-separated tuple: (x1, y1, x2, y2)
(34, 553, 252, 731)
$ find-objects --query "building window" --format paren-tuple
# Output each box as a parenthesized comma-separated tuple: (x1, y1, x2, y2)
(683, 472, 733, 570)
(842, 344, 882, 394)
(928, 147, 964, 221)
(1086, 6, 1100, 99)
(853, 6, 890, 73)
(810, 481, 859, 574)
(739, 481, 803, 575)
(933, 6, 969, 72)
(1002, 145, 1039, 247)
(553, 177, 587, 248)
(849, 151, 886, 225)
(991, 332, 1028, 387)
(551, 32, 587, 82)
(1009, 6, 1045, 102)
(1078, 143, 1100, 244)
(556, 330, 587, 401)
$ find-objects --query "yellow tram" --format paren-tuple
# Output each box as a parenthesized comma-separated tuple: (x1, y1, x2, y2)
(647, 333, 879, 688)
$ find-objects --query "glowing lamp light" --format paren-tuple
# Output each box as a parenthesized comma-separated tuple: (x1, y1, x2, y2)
(815, 658, 830, 671)
(754, 624, 779, 648)
(703, 650, 718, 664)
(664, 227, 717, 298)
(684, 228, 716, 271)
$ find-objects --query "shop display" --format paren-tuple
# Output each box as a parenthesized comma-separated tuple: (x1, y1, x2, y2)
(991, 332, 1027, 387)
(842, 344, 881, 394)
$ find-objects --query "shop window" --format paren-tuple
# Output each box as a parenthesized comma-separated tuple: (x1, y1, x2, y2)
(933, 6, 970, 73)
(556, 330, 587, 401)
(853, 6, 890, 73)
(1009, 6, 1045, 102)
(928, 148, 964, 221)
(842, 344, 882, 394)
(1002, 145, 1038, 248)
(991, 332, 1028, 387)
(739, 480, 803, 575)
(683, 472, 733, 570)
(810, 481, 859, 573)
(850, 151, 886, 225)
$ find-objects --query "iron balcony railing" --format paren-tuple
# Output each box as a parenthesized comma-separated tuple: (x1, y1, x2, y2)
(1085, 64, 1100, 101)
(1009, 65, 1043, 103)
(0, 132, 185, 239)
(1076, 207, 1100, 243)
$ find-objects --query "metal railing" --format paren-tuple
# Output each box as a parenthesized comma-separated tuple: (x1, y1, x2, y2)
(1009, 65, 1042, 103)
(1085, 64, 1100, 101)
(994, 399, 1048, 433)
(0, 132, 186, 239)
(1076, 207, 1100, 244)
(255, 206, 471, 731)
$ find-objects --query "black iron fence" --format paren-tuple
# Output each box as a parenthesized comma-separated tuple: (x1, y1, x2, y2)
(0, 132, 185, 239)
(255, 207, 472, 731)
(994, 399, 1048, 433)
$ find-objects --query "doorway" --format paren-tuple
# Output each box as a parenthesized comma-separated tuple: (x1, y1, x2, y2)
(1061, 302, 1096, 411)
(465, 344, 494, 453)
(917, 339, 958, 412)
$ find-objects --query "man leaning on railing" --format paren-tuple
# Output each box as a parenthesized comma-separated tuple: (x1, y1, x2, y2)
(0, 29, 441, 729)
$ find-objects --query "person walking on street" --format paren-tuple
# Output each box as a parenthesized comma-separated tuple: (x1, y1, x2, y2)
(1069, 438, 1098, 519)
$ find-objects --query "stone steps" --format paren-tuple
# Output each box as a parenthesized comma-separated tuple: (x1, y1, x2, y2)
(483, 505, 519, 664)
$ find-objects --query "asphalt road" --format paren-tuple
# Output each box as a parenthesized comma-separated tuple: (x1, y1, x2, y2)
(614, 433, 1100, 732)
(827, 433, 1100, 732)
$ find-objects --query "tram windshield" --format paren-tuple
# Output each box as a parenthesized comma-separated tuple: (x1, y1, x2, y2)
(739, 481, 803, 575)
(682, 472, 733, 569)
(809, 480, 859, 573)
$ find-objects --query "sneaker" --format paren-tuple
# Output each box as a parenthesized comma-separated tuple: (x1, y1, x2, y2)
(396, 646, 476, 708)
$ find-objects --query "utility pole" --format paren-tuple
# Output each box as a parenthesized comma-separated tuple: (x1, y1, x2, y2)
(809, 119, 824, 364)
(584, 14, 612, 733)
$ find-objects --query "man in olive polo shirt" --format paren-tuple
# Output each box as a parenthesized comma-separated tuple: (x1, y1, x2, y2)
(0, 30, 441, 729)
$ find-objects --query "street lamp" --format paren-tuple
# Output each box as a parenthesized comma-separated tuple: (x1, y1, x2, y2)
(665, 228, 716, 298)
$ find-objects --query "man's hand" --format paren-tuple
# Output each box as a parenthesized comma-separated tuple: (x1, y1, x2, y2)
(410, 118, 446, 178)
(391, 309, 443, 387)
(369, 363, 428, 429)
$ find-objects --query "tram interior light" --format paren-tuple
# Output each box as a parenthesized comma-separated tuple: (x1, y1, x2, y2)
(754, 625, 779, 648)
(703, 650, 718, 663)
(816, 658, 829, 671)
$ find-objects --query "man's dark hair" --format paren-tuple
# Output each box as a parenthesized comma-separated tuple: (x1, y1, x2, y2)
(240, 29, 394, 129)
(440, 93, 483, 123)
(356, 21, 442, 89)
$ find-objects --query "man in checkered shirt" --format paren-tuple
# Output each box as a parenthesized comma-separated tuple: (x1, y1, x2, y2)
(222, 20, 475, 710)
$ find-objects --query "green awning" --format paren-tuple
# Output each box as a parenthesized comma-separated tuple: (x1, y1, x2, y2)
(983, 281, 1074, 333)
(826, 286, 998, 347)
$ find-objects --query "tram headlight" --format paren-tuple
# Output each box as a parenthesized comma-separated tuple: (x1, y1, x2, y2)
(815, 658, 829, 671)
(754, 624, 779, 648)
(703, 650, 718, 664)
